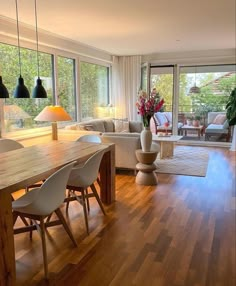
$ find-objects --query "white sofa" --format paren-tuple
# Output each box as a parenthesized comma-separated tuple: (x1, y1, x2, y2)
(64, 118, 143, 134)
(64, 118, 144, 170)
(205, 112, 231, 142)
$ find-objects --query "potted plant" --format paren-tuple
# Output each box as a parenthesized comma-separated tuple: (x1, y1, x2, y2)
(193, 115, 201, 127)
(186, 115, 193, 126)
(226, 88, 236, 151)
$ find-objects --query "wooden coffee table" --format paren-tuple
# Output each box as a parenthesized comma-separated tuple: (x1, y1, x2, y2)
(152, 135, 183, 159)
(180, 125, 204, 139)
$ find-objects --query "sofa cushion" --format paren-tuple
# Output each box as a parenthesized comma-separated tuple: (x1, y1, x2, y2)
(205, 124, 229, 134)
(212, 114, 226, 125)
(103, 132, 140, 138)
(155, 112, 169, 125)
(129, 121, 143, 133)
(65, 124, 78, 130)
(113, 119, 130, 133)
(77, 119, 106, 133)
(223, 120, 229, 129)
(164, 112, 172, 123)
(104, 120, 115, 132)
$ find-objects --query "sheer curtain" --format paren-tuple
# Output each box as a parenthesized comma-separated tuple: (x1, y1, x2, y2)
(111, 55, 141, 121)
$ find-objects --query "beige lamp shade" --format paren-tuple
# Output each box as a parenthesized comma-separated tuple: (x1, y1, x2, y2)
(34, 105, 72, 122)
(34, 106, 72, 140)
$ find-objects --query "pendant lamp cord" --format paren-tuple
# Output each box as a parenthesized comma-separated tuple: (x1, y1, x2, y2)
(15, 0, 22, 76)
(34, 0, 40, 78)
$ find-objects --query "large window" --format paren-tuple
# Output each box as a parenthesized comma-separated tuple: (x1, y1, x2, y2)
(57, 56, 76, 121)
(0, 42, 53, 132)
(80, 61, 109, 120)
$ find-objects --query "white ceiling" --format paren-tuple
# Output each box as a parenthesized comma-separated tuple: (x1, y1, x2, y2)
(0, 0, 235, 56)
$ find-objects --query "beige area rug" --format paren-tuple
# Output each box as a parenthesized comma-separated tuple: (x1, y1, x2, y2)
(155, 146, 209, 177)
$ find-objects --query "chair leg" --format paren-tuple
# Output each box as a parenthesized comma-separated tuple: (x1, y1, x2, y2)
(66, 189, 72, 212)
(81, 189, 90, 234)
(85, 188, 90, 212)
(39, 217, 48, 279)
(55, 209, 77, 247)
(29, 219, 33, 240)
(90, 184, 106, 215)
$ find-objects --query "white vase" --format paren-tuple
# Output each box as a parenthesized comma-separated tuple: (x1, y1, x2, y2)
(140, 127, 152, 152)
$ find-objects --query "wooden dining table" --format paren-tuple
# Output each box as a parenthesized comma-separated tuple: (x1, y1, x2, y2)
(0, 140, 115, 286)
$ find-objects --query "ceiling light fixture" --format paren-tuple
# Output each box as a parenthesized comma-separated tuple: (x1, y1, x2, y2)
(32, 0, 47, 98)
(0, 76, 9, 98)
(188, 66, 201, 95)
(14, 0, 30, 98)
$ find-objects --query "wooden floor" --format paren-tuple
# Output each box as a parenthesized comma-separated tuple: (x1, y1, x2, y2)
(13, 146, 236, 286)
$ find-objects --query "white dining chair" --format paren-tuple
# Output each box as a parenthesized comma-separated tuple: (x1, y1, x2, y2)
(76, 134, 102, 143)
(12, 161, 77, 279)
(76, 134, 102, 190)
(0, 138, 24, 153)
(66, 150, 106, 234)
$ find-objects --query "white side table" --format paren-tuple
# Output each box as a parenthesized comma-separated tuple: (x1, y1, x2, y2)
(135, 149, 158, 185)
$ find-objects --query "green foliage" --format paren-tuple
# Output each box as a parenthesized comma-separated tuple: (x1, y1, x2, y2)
(226, 88, 236, 125)
(80, 62, 108, 119)
(218, 75, 236, 96)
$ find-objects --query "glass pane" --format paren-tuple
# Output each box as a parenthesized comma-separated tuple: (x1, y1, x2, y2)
(57, 56, 76, 122)
(80, 61, 109, 120)
(0, 43, 53, 133)
(179, 65, 236, 142)
(150, 66, 174, 113)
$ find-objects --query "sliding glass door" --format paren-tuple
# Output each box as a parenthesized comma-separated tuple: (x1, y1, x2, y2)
(179, 64, 236, 142)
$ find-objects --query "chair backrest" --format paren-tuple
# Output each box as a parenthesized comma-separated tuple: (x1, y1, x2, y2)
(76, 134, 102, 143)
(0, 139, 24, 153)
(67, 150, 105, 188)
(207, 112, 227, 125)
(25, 161, 76, 216)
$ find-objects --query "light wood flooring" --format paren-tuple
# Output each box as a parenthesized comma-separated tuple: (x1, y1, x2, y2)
(13, 146, 236, 286)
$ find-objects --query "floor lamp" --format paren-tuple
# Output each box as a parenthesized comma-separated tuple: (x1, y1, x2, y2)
(34, 106, 72, 140)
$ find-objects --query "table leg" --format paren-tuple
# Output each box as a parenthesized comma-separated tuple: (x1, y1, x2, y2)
(0, 192, 16, 286)
(99, 144, 115, 204)
(160, 142, 174, 159)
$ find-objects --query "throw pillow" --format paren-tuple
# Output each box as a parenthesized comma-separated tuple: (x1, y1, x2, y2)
(84, 124, 94, 131)
(212, 114, 226, 125)
(65, 124, 78, 130)
(114, 119, 130, 133)
(155, 112, 168, 126)
(79, 124, 94, 131)
(164, 112, 172, 123)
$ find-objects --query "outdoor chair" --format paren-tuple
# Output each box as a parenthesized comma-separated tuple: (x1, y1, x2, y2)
(205, 112, 231, 142)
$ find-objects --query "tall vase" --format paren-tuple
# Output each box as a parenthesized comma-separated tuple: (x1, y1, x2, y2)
(140, 127, 152, 152)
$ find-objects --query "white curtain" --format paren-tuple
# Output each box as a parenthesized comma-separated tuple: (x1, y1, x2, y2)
(111, 55, 141, 121)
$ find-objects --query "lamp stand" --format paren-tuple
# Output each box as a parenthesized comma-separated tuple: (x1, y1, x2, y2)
(51, 121, 58, 140)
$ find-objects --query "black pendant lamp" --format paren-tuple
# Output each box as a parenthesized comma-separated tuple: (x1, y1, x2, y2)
(188, 66, 201, 95)
(14, 0, 30, 98)
(0, 76, 9, 98)
(32, 0, 47, 98)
